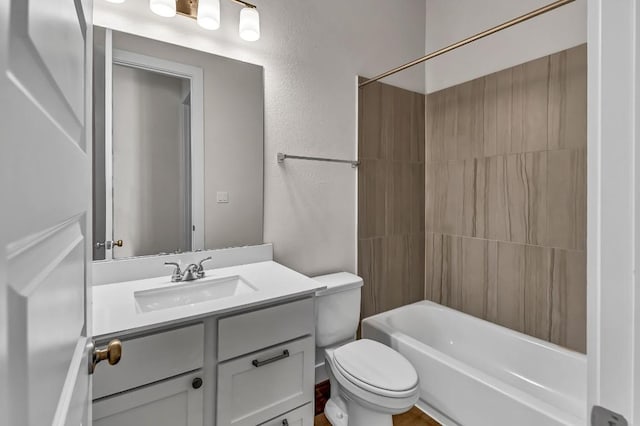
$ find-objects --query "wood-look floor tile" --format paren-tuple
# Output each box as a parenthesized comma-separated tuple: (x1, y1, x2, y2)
(427, 90, 445, 163)
(442, 87, 458, 161)
(523, 245, 553, 342)
(488, 152, 547, 245)
(358, 159, 387, 239)
(495, 242, 526, 332)
(483, 73, 498, 157)
(551, 249, 587, 353)
(315, 407, 441, 426)
(390, 87, 425, 163)
(511, 64, 526, 154)
(425, 164, 435, 232)
(460, 237, 491, 319)
(387, 162, 424, 235)
(463, 158, 487, 238)
(358, 80, 385, 160)
(456, 78, 485, 160)
(548, 44, 587, 151)
(425, 232, 443, 303)
(407, 234, 426, 305)
(385, 234, 425, 311)
(358, 238, 386, 319)
(433, 234, 463, 311)
(523, 56, 549, 153)
(378, 86, 425, 164)
(546, 148, 586, 250)
(486, 240, 499, 323)
(496, 67, 514, 155)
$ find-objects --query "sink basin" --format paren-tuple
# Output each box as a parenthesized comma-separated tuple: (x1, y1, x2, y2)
(134, 275, 257, 313)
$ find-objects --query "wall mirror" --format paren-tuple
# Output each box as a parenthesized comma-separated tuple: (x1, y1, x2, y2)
(93, 27, 264, 261)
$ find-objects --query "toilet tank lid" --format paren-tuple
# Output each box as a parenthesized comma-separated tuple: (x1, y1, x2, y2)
(312, 272, 363, 296)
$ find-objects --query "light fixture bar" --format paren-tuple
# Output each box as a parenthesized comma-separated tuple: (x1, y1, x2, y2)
(175, 0, 257, 20)
(150, 0, 260, 41)
(176, 0, 198, 18)
(229, 0, 256, 9)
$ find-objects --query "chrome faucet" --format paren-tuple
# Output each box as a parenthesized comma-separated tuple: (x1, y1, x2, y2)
(164, 256, 212, 282)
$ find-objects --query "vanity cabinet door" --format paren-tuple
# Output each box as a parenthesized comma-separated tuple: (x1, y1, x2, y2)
(93, 371, 204, 426)
(217, 336, 314, 426)
(258, 403, 313, 426)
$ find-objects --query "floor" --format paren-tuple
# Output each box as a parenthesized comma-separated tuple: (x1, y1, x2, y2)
(314, 407, 441, 426)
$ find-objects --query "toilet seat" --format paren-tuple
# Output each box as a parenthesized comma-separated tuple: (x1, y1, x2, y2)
(332, 339, 419, 399)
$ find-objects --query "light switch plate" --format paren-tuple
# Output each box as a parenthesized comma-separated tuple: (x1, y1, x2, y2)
(216, 191, 229, 203)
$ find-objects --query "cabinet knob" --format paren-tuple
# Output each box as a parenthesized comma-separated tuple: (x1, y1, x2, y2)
(282, 420, 289, 426)
(89, 339, 122, 374)
(192, 377, 203, 389)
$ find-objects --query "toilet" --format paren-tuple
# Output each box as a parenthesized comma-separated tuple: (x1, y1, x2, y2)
(313, 273, 420, 426)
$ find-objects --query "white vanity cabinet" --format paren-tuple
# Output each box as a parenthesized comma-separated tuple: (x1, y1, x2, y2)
(93, 371, 205, 426)
(92, 323, 206, 426)
(92, 297, 316, 426)
(216, 299, 315, 426)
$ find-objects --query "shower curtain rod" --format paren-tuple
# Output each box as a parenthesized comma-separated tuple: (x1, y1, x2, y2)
(359, 0, 576, 88)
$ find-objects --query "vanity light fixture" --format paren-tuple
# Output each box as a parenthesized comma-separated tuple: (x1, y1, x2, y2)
(143, 0, 261, 41)
(149, 0, 177, 17)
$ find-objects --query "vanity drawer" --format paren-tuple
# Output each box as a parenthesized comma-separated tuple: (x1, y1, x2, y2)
(93, 324, 204, 399)
(218, 298, 314, 361)
(258, 403, 313, 426)
(216, 336, 314, 426)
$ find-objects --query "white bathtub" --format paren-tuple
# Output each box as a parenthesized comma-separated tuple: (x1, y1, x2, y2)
(361, 301, 587, 426)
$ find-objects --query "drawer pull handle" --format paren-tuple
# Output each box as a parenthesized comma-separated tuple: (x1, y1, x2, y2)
(252, 349, 289, 368)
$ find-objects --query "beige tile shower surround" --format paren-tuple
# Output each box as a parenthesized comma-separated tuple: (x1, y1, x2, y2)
(358, 77, 426, 320)
(359, 44, 587, 353)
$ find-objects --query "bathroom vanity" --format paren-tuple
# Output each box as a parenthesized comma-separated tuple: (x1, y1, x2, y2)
(89, 23, 318, 426)
(91, 253, 324, 426)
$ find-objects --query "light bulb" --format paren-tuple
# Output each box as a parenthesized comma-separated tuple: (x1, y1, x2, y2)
(197, 0, 220, 30)
(239, 7, 260, 41)
(149, 0, 176, 17)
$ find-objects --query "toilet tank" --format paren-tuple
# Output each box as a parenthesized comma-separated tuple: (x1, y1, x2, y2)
(313, 272, 363, 348)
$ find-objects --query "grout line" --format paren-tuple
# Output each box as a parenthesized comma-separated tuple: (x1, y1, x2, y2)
(423, 231, 585, 253)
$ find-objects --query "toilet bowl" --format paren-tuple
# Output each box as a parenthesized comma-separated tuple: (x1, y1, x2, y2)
(312, 273, 420, 426)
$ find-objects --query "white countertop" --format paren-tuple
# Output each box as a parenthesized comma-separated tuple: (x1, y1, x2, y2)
(92, 260, 325, 338)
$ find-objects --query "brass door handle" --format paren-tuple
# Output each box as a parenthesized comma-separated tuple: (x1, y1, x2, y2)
(89, 339, 122, 374)
(95, 240, 124, 250)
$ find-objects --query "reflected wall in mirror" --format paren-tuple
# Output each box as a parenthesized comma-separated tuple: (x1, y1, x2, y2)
(93, 27, 264, 261)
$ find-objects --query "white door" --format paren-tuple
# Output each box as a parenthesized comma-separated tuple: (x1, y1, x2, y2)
(0, 0, 98, 425)
(587, 0, 640, 425)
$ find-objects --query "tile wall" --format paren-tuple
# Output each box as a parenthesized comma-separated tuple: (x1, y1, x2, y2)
(357, 78, 426, 318)
(425, 44, 587, 352)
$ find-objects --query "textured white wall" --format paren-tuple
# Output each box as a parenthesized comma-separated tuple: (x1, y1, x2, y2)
(94, 0, 426, 275)
(425, 0, 587, 93)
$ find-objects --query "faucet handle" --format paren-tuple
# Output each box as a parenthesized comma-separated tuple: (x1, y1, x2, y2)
(196, 256, 212, 277)
(164, 262, 183, 282)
